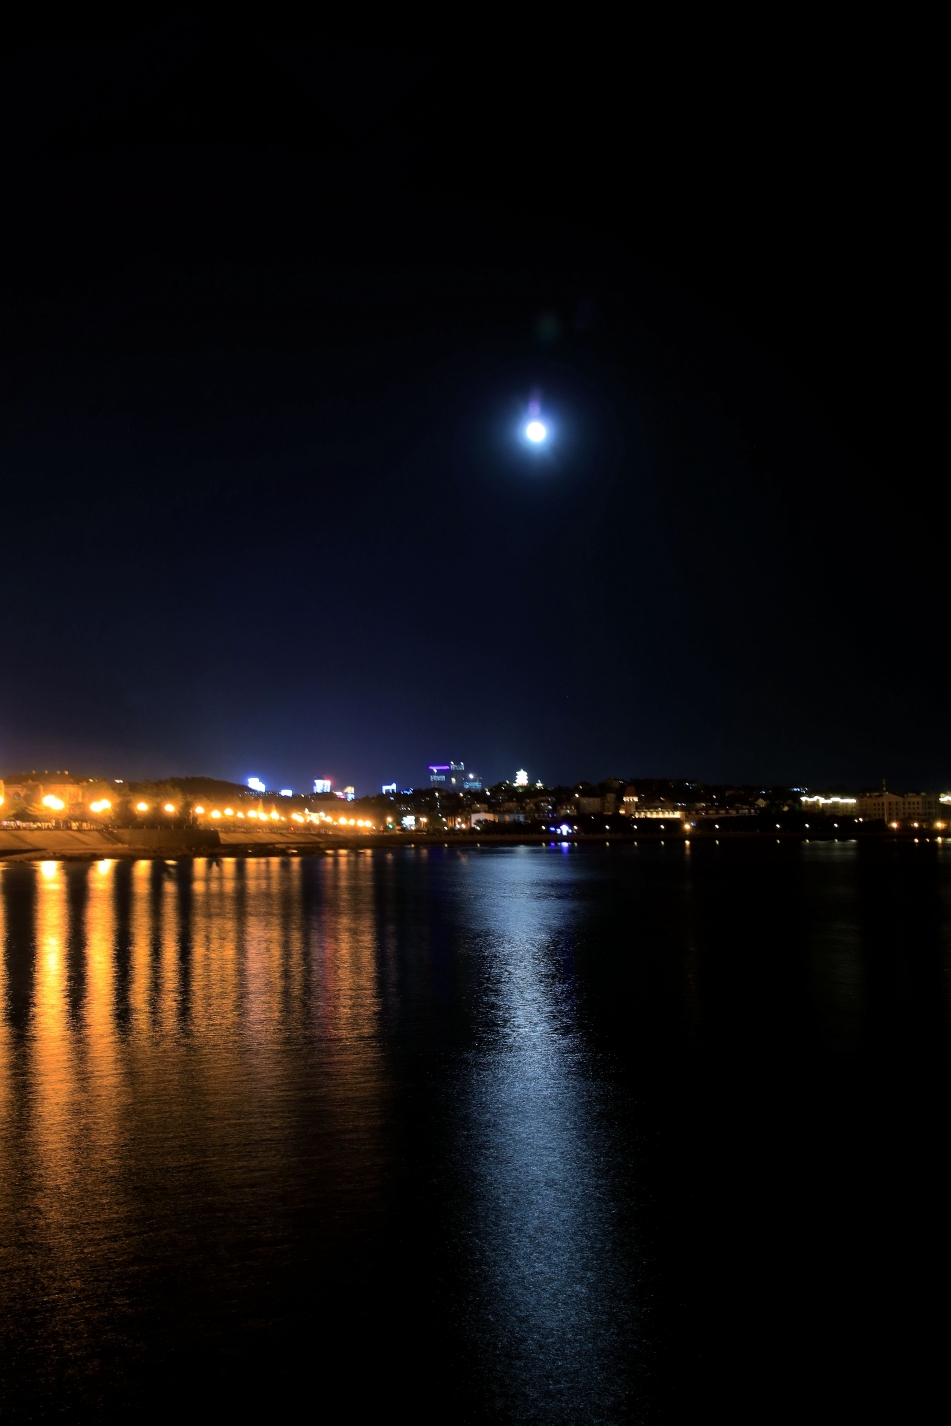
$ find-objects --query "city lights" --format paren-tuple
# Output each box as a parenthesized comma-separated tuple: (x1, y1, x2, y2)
(801, 795, 856, 808)
(183, 801, 363, 829)
(11, 767, 943, 855)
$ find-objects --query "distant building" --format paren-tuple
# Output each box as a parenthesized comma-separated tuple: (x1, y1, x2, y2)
(313, 779, 332, 794)
(1, 774, 112, 817)
(854, 790, 944, 824)
(429, 761, 468, 789)
(248, 777, 266, 793)
(515, 769, 529, 787)
(572, 790, 621, 815)
(470, 812, 497, 826)
(382, 783, 397, 794)
(279, 789, 293, 797)
(3, 775, 85, 810)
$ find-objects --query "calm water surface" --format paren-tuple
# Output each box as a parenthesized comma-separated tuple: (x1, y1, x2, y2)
(1, 843, 947, 1421)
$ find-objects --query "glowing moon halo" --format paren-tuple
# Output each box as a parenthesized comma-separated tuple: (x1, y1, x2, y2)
(525, 419, 547, 443)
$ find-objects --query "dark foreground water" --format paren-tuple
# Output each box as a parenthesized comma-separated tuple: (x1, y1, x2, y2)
(0, 842, 947, 1422)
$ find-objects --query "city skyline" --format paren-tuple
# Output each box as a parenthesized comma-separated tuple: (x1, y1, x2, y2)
(3, 761, 946, 804)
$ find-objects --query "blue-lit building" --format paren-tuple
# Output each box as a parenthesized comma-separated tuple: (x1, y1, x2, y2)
(429, 762, 482, 792)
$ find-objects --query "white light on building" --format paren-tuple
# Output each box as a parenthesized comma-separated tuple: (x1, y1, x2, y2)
(279, 789, 293, 797)
(248, 777, 266, 793)
(515, 769, 529, 786)
(382, 783, 397, 794)
(313, 779, 332, 794)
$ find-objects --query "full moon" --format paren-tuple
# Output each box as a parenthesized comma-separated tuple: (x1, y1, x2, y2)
(525, 419, 547, 443)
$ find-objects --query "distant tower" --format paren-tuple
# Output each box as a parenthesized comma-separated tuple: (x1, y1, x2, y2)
(515, 769, 529, 787)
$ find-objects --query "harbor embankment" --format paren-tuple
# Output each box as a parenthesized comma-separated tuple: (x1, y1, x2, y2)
(0, 828, 328, 860)
(0, 823, 938, 861)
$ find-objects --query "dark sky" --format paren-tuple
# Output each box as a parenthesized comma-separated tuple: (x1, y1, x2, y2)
(0, 14, 945, 792)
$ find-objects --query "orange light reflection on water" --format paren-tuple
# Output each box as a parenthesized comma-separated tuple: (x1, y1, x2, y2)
(0, 855, 388, 1334)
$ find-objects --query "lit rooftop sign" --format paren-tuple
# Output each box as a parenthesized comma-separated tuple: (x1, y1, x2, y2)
(800, 796, 856, 807)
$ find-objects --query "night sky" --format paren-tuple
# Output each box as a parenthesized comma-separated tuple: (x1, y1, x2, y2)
(1, 15, 945, 793)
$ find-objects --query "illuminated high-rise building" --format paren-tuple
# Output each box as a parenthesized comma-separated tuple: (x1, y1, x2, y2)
(430, 762, 474, 790)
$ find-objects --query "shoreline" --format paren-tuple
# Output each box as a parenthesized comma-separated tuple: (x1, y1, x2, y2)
(0, 825, 943, 862)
